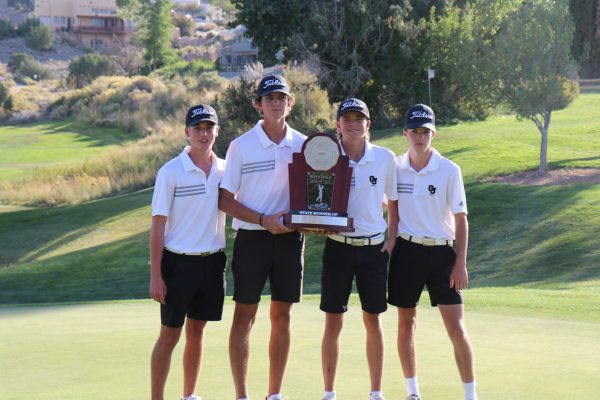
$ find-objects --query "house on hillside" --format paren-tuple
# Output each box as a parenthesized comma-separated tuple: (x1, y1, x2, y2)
(33, 0, 133, 49)
(218, 25, 258, 72)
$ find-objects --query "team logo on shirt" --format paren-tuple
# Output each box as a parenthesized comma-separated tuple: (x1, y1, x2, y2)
(369, 175, 378, 186)
(428, 184, 437, 195)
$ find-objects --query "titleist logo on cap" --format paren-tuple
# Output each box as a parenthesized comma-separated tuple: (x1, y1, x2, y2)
(410, 111, 433, 120)
(262, 78, 284, 88)
(341, 100, 361, 110)
(191, 107, 211, 117)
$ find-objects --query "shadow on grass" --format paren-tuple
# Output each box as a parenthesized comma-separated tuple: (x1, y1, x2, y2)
(0, 230, 150, 305)
(13, 119, 136, 148)
(2, 180, 599, 305)
(550, 155, 600, 168)
(466, 181, 600, 287)
(0, 189, 152, 267)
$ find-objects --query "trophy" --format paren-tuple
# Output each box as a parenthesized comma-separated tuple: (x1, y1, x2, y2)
(284, 133, 354, 232)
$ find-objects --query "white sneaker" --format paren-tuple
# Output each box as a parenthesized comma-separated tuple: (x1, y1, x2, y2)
(406, 395, 420, 400)
(181, 395, 201, 400)
(371, 395, 386, 400)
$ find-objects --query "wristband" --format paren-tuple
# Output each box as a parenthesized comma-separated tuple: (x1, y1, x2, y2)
(259, 213, 265, 227)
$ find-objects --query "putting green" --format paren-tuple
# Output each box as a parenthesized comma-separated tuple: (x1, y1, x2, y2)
(1, 295, 599, 399)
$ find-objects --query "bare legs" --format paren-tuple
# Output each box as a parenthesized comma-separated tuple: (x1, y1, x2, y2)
(321, 311, 384, 394)
(229, 300, 293, 399)
(151, 319, 207, 400)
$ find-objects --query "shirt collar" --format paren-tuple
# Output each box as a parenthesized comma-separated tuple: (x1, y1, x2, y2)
(179, 146, 221, 173)
(399, 148, 441, 173)
(341, 140, 374, 165)
(255, 120, 293, 148)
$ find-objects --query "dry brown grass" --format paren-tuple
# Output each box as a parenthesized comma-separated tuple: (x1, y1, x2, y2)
(0, 120, 185, 206)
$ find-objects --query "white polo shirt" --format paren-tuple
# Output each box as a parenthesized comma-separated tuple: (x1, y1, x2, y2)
(395, 148, 468, 240)
(152, 147, 226, 253)
(220, 120, 306, 230)
(341, 141, 398, 237)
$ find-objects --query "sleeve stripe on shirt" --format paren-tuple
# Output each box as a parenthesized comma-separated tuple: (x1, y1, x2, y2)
(397, 183, 414, 194)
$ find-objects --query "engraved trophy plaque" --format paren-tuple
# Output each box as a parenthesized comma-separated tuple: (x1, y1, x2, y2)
(284, 133, 354, 232)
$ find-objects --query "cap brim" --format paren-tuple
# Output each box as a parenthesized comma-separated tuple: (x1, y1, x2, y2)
(187, 117, 218, 127)
(337, 108, 370, 119)
(256, 88, 291, 99)
(406, 122, 435, 131)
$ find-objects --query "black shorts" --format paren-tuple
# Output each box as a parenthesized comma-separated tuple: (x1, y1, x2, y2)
(160, 249, 227, 328)
(387, 237, 462, 308)
(232, 229, 304, 304)
(320, 238, 389, 314)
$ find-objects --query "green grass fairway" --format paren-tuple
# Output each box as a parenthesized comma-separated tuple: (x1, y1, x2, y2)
(2, 97, 599, 304)
(1, 295, 599, 400)
(0, 119, 134, 181)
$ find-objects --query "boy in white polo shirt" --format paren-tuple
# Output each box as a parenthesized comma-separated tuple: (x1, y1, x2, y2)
(320, 98, 398, 400)
(219, 74, 306, 400)
(149, 104, 226, 400)
(388, 104, 478, 400)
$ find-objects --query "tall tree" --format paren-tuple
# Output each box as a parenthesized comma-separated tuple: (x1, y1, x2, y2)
(229, 0, 464, 123)
(117, 0, 176, 72)
(418, 0, 521, 121)
(230, 0, 310, 65)
(494, 0, 579, 174)
(569, 0, 600, 77)
(302, 0, 422, 121)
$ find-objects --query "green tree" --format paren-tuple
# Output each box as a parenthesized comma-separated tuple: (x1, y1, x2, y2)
(230, 0, 309, 65)
(303, 0, 422, 121)
(117, 0, 176, 72)
(494, 0, 579, 174)
(230, 0, 453, 123)
(17, 17, 40, 36)
(25, 24, 53, 51)
(569, 0, 600, 77)
(418, 0, 521, 121)
(67, 53, 118, 88)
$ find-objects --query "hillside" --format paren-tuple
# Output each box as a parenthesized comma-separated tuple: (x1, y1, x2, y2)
(0, 37, 86, 79)
(0, 94, 599, 304)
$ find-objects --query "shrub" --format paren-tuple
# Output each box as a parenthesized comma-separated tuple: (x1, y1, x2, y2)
(0, 19, 16, 39)
(7, 52, 57, 83)
(67, 53, 118, 89)
(17, 17, 40, 36)
(25, 24, 53, 51)
(0, 82, 13, 116)
(171, 12, 196, 37)
(283, 63, 335, 134)
(47, 75, 201, 135)
(154, 59, 215, 80)
(0, 120, 185, 206)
